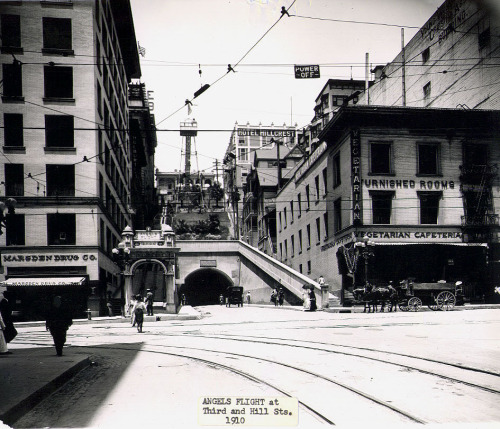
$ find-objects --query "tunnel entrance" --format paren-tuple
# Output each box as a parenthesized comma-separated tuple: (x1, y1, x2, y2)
(181, 268, 233, 306)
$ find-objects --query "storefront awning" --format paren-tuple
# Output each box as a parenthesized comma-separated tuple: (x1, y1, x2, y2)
(369, 242, 487, 247)
(0, 277, 87, 287)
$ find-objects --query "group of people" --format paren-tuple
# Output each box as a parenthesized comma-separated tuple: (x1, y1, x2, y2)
(271, 288, 285, 306)
(128, 289, 154, 333)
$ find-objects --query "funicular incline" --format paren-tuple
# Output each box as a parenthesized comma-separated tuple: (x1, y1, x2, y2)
(177, 240, 337, 308)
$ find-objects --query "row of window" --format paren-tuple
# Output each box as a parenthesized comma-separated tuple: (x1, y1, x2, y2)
(4, 164, 128, 232)
(5, 213, 119, 253)
(279, 213, 330, 262)
(1, 15, 72, 54)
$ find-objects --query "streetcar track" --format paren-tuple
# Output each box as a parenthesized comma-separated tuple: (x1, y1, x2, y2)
(86, 344, 336, 425)
(143, 332, 500, 395)
(87, 343, 425, 424)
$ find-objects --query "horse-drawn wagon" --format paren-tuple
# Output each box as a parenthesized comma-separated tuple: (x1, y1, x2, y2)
(398, 280, 464, 312)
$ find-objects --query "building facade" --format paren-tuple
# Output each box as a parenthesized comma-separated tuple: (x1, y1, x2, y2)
(277, 105, 500, 303)
(0, 0, 147, 319)
(361, 0, 500, 109)
(223, 122, 297, 239)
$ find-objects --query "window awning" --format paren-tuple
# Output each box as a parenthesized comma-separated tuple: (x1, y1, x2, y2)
(0, 277, 87, 287)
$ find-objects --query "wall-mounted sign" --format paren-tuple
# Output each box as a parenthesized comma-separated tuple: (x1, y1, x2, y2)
(351, 129, 362, 226)
(237, 129, 296, 138)
(200, 260, 217, 268)
(294, 65, 320, 79)
(2, 253, 97, 263)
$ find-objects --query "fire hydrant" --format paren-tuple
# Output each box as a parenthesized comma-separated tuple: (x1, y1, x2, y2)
(86, 309, 92, 320)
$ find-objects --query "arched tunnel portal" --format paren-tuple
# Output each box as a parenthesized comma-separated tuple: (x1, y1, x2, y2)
(180, 268, 234, 306)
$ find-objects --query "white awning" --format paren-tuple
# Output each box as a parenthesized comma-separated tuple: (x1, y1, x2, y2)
(0, 277, 87, 287)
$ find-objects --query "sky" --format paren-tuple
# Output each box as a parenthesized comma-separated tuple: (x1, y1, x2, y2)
(129, 0, 445, 176)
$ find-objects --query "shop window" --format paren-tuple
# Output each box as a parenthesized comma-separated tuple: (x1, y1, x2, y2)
(6, 213, 24, 246)
(1, 14, 21, 51)
(370, 143, 392, 175)
(4, 113, 23, 147)
(419, 192, 441, 224)
(2, 62, 23, 99)
(332, 152, 341, 188)
(42, 17, 73, 54)
(5, 164, 24, 196)
(47, 213, 76, 245)
(44, 66, 73, 99)
(418, 143, 440, 175)
(46, 164, 75, 196)
(371, 191, 394, 224)
(334, 198, 342, 232)
(45, 115, 74, 148)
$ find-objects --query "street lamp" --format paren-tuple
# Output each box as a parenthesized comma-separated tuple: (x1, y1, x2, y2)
(0, 198, 17, 235)
(112, 242, 131, 270)
(354, 237, 375, 286)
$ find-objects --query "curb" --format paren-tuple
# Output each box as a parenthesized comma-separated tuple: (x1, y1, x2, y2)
(0, 357, 90, 426)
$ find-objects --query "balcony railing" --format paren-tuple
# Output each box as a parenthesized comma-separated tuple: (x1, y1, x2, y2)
(461, 213, 499, 227)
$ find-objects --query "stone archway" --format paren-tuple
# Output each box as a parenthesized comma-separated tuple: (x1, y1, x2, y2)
(130, 260, 168, 302)
(181, 268, 233, 306)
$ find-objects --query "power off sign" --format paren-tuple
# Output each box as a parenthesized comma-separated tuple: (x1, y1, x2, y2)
(294, 64, 320, 79)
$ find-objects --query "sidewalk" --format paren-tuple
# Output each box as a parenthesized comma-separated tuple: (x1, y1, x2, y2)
(0, 305, 202, 427)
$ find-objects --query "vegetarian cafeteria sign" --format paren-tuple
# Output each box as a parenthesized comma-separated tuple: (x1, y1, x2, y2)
(294, 65, 320, 79)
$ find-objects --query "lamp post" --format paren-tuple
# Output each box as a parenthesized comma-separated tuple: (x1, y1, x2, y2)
(0, 198, 17, 236)
(112, 242, 131, 270)
(354, 237, 375, 287)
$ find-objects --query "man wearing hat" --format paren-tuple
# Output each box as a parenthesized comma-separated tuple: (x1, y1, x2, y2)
(145, 289, 154, 316)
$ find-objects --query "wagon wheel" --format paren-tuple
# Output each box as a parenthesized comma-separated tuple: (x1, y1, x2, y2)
(398, 300, 409, 312)
(428, 303, 440, 311)
(407, 297, 422, 312)
(436, 291, 456, 311)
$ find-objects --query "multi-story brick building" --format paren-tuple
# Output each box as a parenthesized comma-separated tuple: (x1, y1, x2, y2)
(361, 0, 500, 109)
(276, 105, 500, 303)
(0, 0, 151, 319)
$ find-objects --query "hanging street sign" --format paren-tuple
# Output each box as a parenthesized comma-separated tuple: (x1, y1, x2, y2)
(294, 65, 320, 79)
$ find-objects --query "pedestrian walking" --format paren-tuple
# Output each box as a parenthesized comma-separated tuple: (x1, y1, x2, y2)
(134, 295, 147, 333)
(45, 295, 73, 356)
(246, 291, 251, 305)
(0, 311, 10, 354)
(129, 295, 138, 326)
(106, 300, 113, 317)
(278, 288, 284, 306)
(145, 289, 154, 316)
(181, 294, 187, 306)
(219, 294, 224, 306)
(0, 291, 17, 344)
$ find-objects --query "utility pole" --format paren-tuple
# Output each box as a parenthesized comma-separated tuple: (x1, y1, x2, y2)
(213, 159, 220, 184)
(402, 28, 406, 107)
